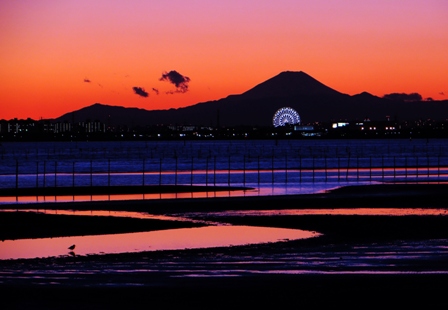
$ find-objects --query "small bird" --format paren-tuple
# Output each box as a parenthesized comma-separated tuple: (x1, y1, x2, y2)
(68, 244, 76, 250)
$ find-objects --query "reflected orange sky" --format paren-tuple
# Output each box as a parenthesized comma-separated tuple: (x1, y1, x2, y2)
(3, 207, 447, 219)
(0, 189, 254, 204)
(1, 0, 447, 120)
(2, 206, 447, 260)
(0, 225, 320, 260)
(201, 208, 448, 217)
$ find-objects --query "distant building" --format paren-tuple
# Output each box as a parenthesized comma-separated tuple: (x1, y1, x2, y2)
(294, 125, 314, 131)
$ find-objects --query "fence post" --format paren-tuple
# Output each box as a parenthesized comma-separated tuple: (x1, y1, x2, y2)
(108, 159, 111, 187)
(393, 156, 396, 179)
(43, 161, 46, 189)
(36, 161, 39, 190)
(346, 153, 350, 180)
(175, 156, 178, 186)
(90, 160, 93, 187)
(405, 156, 408, 179)
(142, 159, 145, 187)
(54, 161, 57, 188)
(191, 156, 194, 186)
(15, 160, 18, 195)
(416, 156, 419, 179)
(325, 155, 328, 182)
(228, 155, 231, 186)
(243, 154, 246, 186)
(312, 156, 315, 183)
(356, 155, 359, 181)
(72, 161, 75, 189)
(338, 157, 341, 181)
(159, 158, 162, 186)
(205, 156, 208, 186)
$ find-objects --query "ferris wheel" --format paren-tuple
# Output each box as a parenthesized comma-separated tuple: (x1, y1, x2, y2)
(272, 107, 301, 127)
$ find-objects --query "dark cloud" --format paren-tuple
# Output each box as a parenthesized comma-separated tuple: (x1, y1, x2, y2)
(84, 78, 91, 83)
(159, 70, 190, 93)
(132, 86, 149, 97)
(439, 92, 445, 96)
(382, 93, 422, 102)
(152, 88, 159, 95)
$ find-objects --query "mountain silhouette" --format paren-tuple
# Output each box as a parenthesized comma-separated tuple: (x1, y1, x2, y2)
(54, 71, 448, 127)
(239, 71, 344, 99)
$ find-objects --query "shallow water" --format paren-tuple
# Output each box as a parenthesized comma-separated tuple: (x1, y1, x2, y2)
(0, 181, 371, 204)
(183, 208, 448, 217)
(2, 139, 448, 204)
(0, 225, 320, 260)
(2, 206, 448, 261)
(2, 238, 448, 283)
(1, 140, 448, 277)
(3, 207, 448, 219)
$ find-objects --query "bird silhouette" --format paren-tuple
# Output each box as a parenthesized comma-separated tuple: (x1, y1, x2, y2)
(68, 244, 76, 250)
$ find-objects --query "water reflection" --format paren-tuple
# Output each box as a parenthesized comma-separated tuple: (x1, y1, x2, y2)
(0, 209, 224, 226)
(190, 208, 448, 217)
(1, 209, 200, 222)
(0, 188, 256, 204)
(3, 207, 447, 220)
(0, 182, 368, 204)
(0, 225, 320, 260)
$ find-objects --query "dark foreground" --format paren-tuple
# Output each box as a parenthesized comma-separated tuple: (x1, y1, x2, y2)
(3, 274, 448, 309)
(2, 183, 448, 308)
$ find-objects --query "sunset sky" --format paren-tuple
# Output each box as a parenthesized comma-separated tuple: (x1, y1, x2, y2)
(1, 0, 447, 120)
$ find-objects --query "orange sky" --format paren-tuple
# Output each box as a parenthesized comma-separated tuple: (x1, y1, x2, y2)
(1, 0, 447, 120)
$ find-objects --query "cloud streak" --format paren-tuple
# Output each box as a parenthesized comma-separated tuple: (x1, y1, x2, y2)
(132, 86, 149, 97)
(160, 70, 190, 93)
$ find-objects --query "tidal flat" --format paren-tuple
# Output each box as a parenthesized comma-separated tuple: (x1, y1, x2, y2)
(2, 183, 448, 308)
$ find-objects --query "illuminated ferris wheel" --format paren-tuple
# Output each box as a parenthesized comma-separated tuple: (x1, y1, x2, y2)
(272, 107, 301, 127)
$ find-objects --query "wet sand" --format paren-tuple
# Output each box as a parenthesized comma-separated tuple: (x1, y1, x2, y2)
(2, 183, 448, 308)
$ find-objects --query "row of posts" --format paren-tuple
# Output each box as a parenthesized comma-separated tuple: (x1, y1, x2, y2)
(9, 155, 448, 191)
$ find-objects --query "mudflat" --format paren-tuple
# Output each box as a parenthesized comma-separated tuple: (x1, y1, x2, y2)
(2, 183, 448, 308)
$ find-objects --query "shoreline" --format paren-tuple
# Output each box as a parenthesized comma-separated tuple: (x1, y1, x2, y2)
(2, 182, 448, 212)
(2, 183, 448, 241)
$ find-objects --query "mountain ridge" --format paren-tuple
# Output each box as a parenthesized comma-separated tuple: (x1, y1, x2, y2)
(53, 71, 448, 127)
